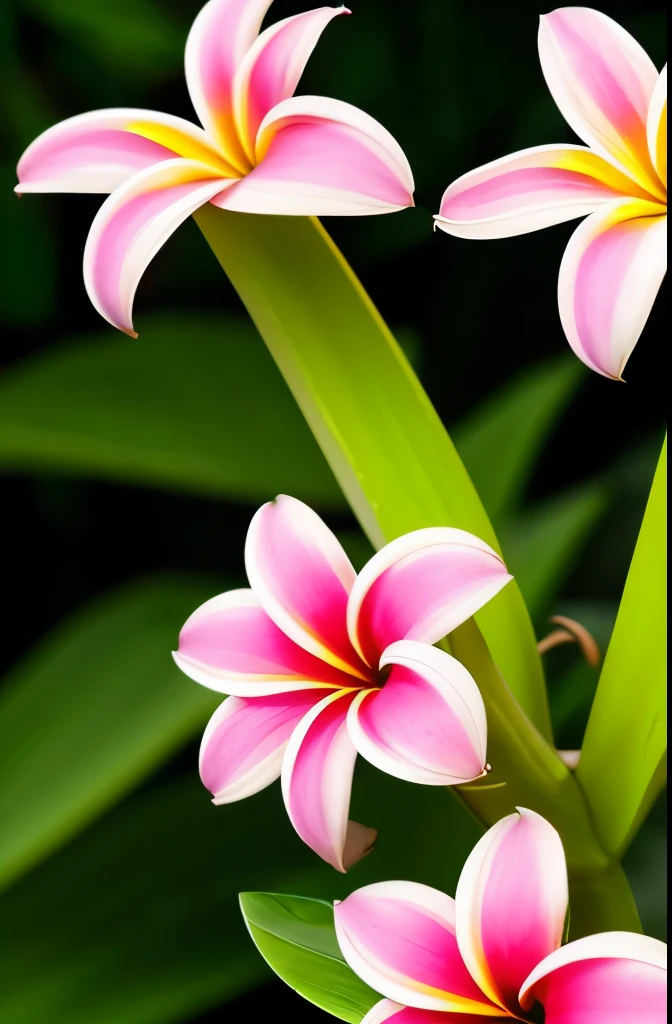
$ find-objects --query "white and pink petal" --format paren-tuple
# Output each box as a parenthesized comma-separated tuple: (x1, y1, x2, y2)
(245, 495, 370, 680)
(15, 108, 230, 194)
(184, 0, 274, 171)
(281, 688, 374, 871)
(455, 808, 568, 1014)
(538, 7, 662, 196)
(558, 196, 667, 379)
(232, 6, 349, 160)
(199, 691, 322, 803)
(435, 144, 649, 240)
(82, 158, 230, 336)
(519, 931, 667, 1023)
(174, 588, 356, 695)
(212, 95, 414, 216)
(647, 65, 667, 188)
(347, 640, 487, 786)
(347, 527, 511, 667)
(334, 881, 501, 1014)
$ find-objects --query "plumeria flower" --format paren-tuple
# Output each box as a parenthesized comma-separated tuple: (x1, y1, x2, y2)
(15, 0, 414, 337)
(334, 808, 668, 1022)
(173, 495, 512, 871)
(435, 7, 667, 381)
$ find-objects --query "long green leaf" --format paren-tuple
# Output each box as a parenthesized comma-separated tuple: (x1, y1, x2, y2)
(453, 357, 582, 526)
(501, 483, 608, 619)
(0, 760, 480, 1024)
(0, 575, 220, 890)
(195, 207, 550, 739)
(0, 312, 342, 507)
(240, 893, 378, 1023)
(577, 437, 667, 858)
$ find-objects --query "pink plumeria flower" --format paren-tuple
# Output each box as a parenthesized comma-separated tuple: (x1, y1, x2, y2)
(173, 495, 512, 871)
(15, 0, 414, 338)
(335, 807, 668, 1022)
(435, 7, 667, 381)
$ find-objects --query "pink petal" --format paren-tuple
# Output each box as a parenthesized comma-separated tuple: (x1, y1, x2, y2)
(347, 640, 487, 785)
(647, 65, 667, 188)
(173, 588, 358, 696)
(245, 496, 371, 681)
(184, 0, 273, 172)
(211, 95, 414, 215)
(281, 689, 374, 871)
(519, 931, 667, 1023)
(82, 158, 230, 336)
(347, 528, 511, 667)
(455, 808, 568, 1015)
(538, 8, 663, 197)
(334, 881, 501, 1014)
(199, 691, 322, 802)
(15, 108, 232, 194)
(362, 1003, 496, 1024)
(232, 6, 349, 161)
(435, 143, 650, 240)
(558, 196, 667, 379)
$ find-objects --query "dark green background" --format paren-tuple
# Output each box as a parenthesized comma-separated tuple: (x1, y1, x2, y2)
(0, 1, 666, 1021)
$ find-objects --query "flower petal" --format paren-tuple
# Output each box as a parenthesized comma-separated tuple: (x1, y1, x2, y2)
(519, 931, 667, 1022)
(347, 528, 511, 667)
(15, 108, 232, 194)
(362, 999, 499, 1024)
(173, 588, 358, 696)
(82, 158, 230, 336)
(232, 6, 349, 162)
(245, 495, 371, 680)
(347, 640, 487, 785)
(334, 881, 501, 1014)
(211, 95, 414, 215)
(455, 808, 568, 1014)
(435, 143, 651, 240)
(199, 691, 323, 802)
(647, 65, 667, 188)
(538, 8, 663, 197)
(558, 196, 667, 379)
(184, 0, 273, 172)
(281, 689, 373, 871)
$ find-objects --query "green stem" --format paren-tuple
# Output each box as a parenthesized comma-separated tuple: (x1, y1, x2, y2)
(195, 207, 639, 933)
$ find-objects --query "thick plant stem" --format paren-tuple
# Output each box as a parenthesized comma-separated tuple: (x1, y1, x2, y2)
(195, 206, 550, 737)
(195, 207, 639, 933)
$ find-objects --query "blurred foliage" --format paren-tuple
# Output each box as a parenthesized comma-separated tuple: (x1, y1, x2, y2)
(0, 0, 666, 1021)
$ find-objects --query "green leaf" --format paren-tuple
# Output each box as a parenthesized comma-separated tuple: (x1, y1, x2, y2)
(453, 357, 582, 526)
(0, 575, 220, 891)
(195, 207, 550, 740)
(240, 893, 378, 1023)
(0, 312, 343, 508)
(0, 759, 481, 1023)
(502, 483, 609, 619)
(577, 437, 667, 858)
(0, 162, 56, 325)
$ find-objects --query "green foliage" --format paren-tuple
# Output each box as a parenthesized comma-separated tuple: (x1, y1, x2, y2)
(0, 575, 220, 890)
(0, 313, 343, 508)
(240, 893, 378, 1023)
(577, 437, 667, 858)
(453, 357, 582, 526)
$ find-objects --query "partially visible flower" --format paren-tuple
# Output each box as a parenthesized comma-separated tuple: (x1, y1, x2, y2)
(15, 0, 414, 336)
(335, 808, 667, 1022)
(173, 494, 511, 871)
(435, 8, 667, 381)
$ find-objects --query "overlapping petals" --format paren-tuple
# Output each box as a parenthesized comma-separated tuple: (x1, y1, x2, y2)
(15, 0, 414, 334)
(174, 494, 510, 868)
(333, 809, 668, 1022)
(436, 7, 667, 379)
